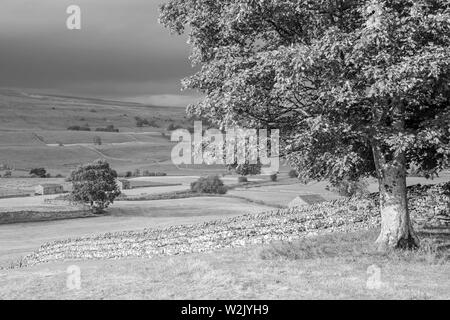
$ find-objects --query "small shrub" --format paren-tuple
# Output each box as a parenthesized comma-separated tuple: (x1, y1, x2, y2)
(135, 117, 158, 128)
(67, 125, 80, 131)
(288, 169, 298, 178)
(125, 171, 132, 178)
(332, 179, 369, 198)
(142, 171, 167, 177)
(231, 163, 262, 176)
(238, 176, 248, 183)
(96, 125, 119, 132)
(3, 171, 12, 178)
(30, 168, 47, 178)
(270, 174, 277, 182)
(93, 136, 102, 145)
(67, 125, 91, 131)
(167, 123, 183, 131)
(135, 116, 148, 127)
(190, 175, 227, 194)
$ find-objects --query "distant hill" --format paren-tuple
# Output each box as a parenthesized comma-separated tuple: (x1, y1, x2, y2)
(0, 88, 189, 132)
(0, 88, 208, 175)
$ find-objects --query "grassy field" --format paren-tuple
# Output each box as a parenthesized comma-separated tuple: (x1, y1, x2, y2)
(0, 89, 297, 175)
(0, 88, 188, 132)
(1, 229, 448, 299)
(0, 89, 197, 175)
(1, 88, 448, 300)
(0, 178, 69, 197)
(0, 197, 274, 264)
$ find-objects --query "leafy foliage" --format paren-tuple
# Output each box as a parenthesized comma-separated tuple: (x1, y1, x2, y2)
(230, 162, 262, 177)
(190, 175, 228, 194)
(160, 0, 450, 248)
(30, 168, 47, 178)
(93, 136, 102, 145)
(67, 125, 91, 131)
(329, 179, 369, 198)
(95, 125, 119, 132)
(160, 0, 450, 183)
(288, 169, 298, 178)
(70, 160, 121, 213)
(238, 176, 248, 183)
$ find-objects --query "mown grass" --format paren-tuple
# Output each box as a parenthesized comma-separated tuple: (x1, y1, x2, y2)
(260, 229, 450, 265)
(118, 190, 284, 209)
(0, 228, 448, 299)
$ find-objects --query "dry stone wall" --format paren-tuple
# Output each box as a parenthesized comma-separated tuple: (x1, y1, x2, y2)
(18, 183, 450, 267)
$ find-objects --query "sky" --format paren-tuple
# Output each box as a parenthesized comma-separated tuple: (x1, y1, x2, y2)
(0, 0, 200, 107)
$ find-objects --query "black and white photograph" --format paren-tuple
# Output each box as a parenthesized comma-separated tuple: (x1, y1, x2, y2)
(0, 0, 449, 304)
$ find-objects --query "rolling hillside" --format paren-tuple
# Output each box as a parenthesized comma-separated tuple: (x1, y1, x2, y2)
(0, 89, 200, 175)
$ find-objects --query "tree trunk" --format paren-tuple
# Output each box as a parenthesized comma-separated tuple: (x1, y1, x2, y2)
(372, 142, 419, 251)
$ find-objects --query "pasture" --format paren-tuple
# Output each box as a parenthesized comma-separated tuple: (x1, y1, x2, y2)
(0, 88, 448, 301)
(0, 196, 274, 264)
(0, 89, 189, 175)
(0, 89, 188, 132)
(1, 229, 448, 300)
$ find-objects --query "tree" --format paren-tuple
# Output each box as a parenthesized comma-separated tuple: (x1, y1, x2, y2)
(160, 0, 450, 250)
(190, 175, 228, 194)
(30, 168, 47, 178)
(93, 136, 102, 145)
(228, 162, 262, 177)
(69, 160, 121, 213)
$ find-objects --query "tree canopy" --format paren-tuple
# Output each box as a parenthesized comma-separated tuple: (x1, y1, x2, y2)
(70, 160, 121, 213)
(160, 0, 449, 179)
(160, 0, 450, 249)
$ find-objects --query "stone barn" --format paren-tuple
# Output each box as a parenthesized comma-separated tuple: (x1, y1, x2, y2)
(117, 179, 131, 191)
(288, 194, 326, 208)
(35, 184, 64, 195)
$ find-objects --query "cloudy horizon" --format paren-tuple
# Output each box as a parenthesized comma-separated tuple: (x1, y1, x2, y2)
(0, 0, 200, 107)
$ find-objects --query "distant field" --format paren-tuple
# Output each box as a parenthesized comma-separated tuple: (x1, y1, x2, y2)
(0, 132, 45, 146)
(0, 89, 195, 174)
(0, 89, 188, 132)
(0, 89, 243, 175)
(0, 89, 296, 175)
(0, 178, 67, 192)
(0, 146, 103, 174)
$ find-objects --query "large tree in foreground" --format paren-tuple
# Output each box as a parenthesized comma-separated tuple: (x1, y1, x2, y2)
(160, 0, 450, 250)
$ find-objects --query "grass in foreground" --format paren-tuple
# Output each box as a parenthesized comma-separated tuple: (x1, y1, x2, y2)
(0, 228, 448, 300)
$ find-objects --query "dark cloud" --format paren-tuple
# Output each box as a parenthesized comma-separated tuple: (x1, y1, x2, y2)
(0, 0, 196, 105)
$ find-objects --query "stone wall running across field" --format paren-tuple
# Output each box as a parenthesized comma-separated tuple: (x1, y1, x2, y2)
(17, 183, 450, 267)
(0, 210, 94, 225)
